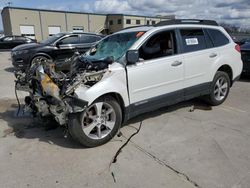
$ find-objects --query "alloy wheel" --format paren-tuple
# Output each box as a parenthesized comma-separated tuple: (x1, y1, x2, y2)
(214, 76, 229, 101)
(81, 102, 116, 140)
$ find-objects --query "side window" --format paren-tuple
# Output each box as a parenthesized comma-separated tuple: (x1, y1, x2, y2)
(180, 29, 207, 53)
(80, 35, 101, 43)
(3, 37, 13, 41)
(139, 30, 177, 60)
(59, 36, 79, 45)
(206, 29, 229, 47)
(15, 36, 27, 41)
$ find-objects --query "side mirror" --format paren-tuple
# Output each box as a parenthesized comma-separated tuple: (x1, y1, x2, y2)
(126, 50, 139, 65)
(56, 41, 63, 48)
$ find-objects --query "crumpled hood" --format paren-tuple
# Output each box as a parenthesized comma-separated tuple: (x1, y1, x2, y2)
(12, 43, 41, 51)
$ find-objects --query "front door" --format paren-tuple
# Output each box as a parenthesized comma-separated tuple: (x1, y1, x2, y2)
(54, 35, 80, 61)
(126, 30, 184, 114)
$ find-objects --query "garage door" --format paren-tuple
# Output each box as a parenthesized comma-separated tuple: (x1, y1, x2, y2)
(48, 26, 61, 36)
(20, 25, 35, 39)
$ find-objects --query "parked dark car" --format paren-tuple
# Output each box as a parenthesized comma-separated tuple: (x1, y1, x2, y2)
(11, 32, 104, 71)
(236, 38, 250, 46)
(241, 43, 250, 75)
(0, 35, 36, 49)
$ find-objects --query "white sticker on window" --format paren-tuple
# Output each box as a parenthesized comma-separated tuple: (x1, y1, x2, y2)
(185, 38, 199, 45)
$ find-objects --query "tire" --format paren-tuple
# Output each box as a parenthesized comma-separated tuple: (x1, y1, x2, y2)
(205, 71, 230, 106)
(31, 55, 50, 66)
(68, 96, 122, 147)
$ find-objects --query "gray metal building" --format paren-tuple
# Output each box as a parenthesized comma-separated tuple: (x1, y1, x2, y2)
(1, 6, 175, 41)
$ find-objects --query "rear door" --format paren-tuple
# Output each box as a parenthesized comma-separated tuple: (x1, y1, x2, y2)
(127, 29, 185, 114)
(177, 28, 217, 99)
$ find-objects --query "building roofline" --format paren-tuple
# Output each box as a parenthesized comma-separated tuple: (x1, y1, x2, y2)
(1, 6, 107, 16)
(107, 13, 175, 19)
(1, 6, 175, 19)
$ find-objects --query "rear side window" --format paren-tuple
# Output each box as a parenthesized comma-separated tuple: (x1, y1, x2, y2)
(206, 29, 229, 47)
(80, 35, 101, 43)
(15, 36, 28, 41)
(180, 29, 207, 53)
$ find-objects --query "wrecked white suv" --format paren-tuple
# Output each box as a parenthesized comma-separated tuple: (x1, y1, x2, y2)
(15, 19, 242, 147)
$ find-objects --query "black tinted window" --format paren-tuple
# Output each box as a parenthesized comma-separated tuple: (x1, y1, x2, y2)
(206, 29, 229, 47)
(180, 29, 206, 53)
(60, 36, 79, 44)
(80, 35, 101, 43)
(15, 36, 28, 41)
(139, 30, 176, 60)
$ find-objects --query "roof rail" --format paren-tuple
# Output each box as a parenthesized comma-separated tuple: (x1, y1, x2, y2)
(155, 19, 218, 26)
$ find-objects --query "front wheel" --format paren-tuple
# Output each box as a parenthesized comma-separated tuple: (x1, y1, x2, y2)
(31, 55, 50, 65)
(68, 96, 122, 147)
(205, 71, 230, 106)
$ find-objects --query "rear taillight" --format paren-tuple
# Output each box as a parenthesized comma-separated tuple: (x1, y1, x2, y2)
(235, 44, 241, 52)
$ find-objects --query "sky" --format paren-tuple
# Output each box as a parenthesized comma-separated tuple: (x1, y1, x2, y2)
(0, 0, 250, 30)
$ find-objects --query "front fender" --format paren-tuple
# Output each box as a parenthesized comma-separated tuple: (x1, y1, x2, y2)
(74, 66, 129, 107)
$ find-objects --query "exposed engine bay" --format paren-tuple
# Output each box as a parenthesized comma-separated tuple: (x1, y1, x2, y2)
(14, 52, 113, 126)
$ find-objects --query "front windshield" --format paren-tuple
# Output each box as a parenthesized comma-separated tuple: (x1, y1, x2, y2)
(84, 31, 145, 61)
(40, 33, 64, 44)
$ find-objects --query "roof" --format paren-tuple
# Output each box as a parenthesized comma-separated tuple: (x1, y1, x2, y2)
(116, 19, 219, 34)
(116, 26, 153, 33)
(1, 6, 175, 19)
(155, 19, 218, 26)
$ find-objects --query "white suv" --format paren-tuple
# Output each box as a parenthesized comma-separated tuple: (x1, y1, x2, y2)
(19, 19, 243, 147)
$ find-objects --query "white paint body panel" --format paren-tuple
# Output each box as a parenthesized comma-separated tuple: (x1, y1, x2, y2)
(75, 63, 130, 106)
(127, 55, 184, 104)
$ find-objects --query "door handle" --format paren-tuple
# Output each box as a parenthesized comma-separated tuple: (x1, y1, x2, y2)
(171, 61, 182, 66)
(209, 53, 217, 58)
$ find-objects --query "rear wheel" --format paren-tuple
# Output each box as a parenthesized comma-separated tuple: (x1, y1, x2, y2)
(68, 96, 122, 147)
(205, 71, 230, 106)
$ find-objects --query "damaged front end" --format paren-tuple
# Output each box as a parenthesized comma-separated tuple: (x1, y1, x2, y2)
(15, 53, 112, 126)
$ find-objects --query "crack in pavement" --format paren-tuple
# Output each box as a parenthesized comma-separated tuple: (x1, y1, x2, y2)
(126, 139, 201, 188)
(109, 120, 200, 187)
(109, 121, 142, 183)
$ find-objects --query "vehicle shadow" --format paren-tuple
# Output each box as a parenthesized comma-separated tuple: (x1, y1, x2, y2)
(124, 98, 212, 126)
(0, 49, 11, 52)
(4, 67, 15, 73)
(238, 74, 250, 82)
(0, 100, 84, 149)
(0, 98, 212, 148)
